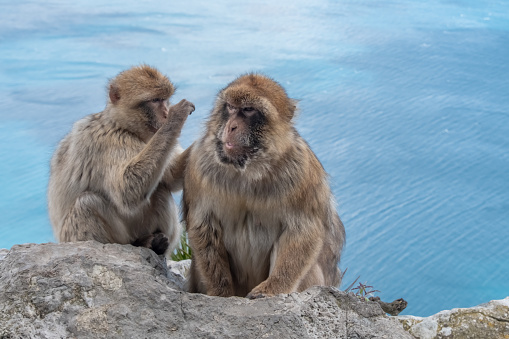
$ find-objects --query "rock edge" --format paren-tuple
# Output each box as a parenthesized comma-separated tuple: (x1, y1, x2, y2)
(0, 241, 411, 339)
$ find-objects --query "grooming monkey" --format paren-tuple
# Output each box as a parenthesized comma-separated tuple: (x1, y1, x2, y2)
(48, 65, 195, 255)
(183, 74, 345, 298)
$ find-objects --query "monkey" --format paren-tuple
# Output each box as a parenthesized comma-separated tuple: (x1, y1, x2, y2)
(183, 73, 345, 298)
(47, 65, 195, 256)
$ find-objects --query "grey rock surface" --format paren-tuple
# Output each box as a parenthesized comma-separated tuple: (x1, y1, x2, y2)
(398, 297, 509, 339)
(0, 248, 8, 261)
(166, 258, 191, 290)
(0, 241, 412, 339)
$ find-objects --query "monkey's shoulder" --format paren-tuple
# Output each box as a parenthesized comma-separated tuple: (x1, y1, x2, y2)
(70, 113, 142, 152)
(48, 115, 139, 185)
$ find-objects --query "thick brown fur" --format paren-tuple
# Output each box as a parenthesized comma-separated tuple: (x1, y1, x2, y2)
(183, 74, 345, 298)
(48, 65, 195, 256)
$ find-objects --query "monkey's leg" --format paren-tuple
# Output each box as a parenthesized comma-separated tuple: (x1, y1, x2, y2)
(59, 192, 116, 243)
(247, 224, 323, 299)
(185, 260, 204, 293)
(187, 215, 234, 297)
(133, 184, 180, 255)
(297, 265, 326, 291)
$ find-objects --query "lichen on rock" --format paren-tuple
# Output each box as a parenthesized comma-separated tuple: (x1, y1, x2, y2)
(398, 297, 509, 338)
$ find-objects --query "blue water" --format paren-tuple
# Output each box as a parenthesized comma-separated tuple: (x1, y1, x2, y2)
(1, 0, 508, 316)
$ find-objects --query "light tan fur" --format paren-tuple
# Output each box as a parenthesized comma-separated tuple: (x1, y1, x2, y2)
(183, 74, 345, 298)
(48, 65, 195, 255)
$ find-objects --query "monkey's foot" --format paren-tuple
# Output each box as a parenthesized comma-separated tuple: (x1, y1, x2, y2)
(131, 231, 169, 255)
(150, 232, 169, 255)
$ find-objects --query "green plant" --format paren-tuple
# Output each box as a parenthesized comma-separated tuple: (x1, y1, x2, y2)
(342, 268, 380, 301)
(171, 232, 192, 261)
(351, 282, 380, 301)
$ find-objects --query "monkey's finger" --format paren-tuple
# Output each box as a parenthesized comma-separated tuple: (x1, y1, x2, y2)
(173, 99, 195, 115)
(246, 292, 267, 300)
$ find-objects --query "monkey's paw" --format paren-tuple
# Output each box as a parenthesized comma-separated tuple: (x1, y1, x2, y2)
(246, 283, 275, 299)
(151, 232, 169, 255)
(172, 99, 195, 120)
(246, 292, 268, 300)
(164, 99, 195, 133)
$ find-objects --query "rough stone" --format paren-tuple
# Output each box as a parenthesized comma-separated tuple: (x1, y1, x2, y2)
(166, 258, 191, 290)
(0, 241, 412, 339)
(0, 248, 8, 261)
(398, 297, 509, 338)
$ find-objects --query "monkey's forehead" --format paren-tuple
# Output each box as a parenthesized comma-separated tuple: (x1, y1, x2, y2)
(221, 87, 263, 105)
(118, 82, 174, 106)
(112, 65, 175, 102)
(220, 84, 295, 121)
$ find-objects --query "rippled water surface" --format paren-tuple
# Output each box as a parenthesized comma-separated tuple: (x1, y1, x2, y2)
(1, 0, 508, 316)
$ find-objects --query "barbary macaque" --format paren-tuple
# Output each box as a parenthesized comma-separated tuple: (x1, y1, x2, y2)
(183, 73, 345, 298)
(48, 65, 195, 255)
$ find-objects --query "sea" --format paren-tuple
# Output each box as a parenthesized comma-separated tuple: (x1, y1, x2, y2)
(0, 0, 507, 317)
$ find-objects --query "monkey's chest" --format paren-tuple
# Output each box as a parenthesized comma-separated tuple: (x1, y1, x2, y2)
(220, 210, 280, 291)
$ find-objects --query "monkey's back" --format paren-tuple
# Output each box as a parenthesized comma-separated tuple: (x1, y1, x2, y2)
(47, 112, 140, 240)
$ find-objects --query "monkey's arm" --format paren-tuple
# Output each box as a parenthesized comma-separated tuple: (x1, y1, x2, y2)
(187, 211, 234, 297)
(109, 100, 192, 213)
(162, 142, 194, 192)
(247, 217, 324, 299)
(111, 135, 178, 213)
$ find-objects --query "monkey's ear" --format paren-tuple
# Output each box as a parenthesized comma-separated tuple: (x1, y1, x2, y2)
(288, 98, 300, 119)
(109, 84, 121, 104)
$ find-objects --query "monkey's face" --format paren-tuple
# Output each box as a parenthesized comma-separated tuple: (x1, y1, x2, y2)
(139, 98, 170, 133)
(108, 65, 176, 141)
(215, 101, 266, 169)
(211, 74, 296, 169)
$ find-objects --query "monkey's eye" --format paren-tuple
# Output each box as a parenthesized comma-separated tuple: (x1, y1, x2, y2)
(243, 107, 257, 117)
(151, 98, 163, 103)
(226, 103, 236, 113)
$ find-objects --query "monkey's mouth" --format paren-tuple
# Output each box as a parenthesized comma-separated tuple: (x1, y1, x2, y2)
(223, 140, 253, 157)
(225, 142, 239, 151)
(216, 140, 257, 168)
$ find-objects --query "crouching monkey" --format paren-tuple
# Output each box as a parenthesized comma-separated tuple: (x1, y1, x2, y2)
(48, 65, 195, 255)
(183, 74, 345, 298)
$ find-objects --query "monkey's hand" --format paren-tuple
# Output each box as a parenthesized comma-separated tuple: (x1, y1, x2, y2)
(163, 99, 195, 134)
(246, 292, 269, 300)
(246, 282, 276, 299)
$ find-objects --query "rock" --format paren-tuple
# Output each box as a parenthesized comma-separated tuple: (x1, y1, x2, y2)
(0, 248, 8, 261)
(369, 296, 408, 316)
(398, 298, 509, 338)
(166, 258, 191, 290)
(0, 241, 412, 339)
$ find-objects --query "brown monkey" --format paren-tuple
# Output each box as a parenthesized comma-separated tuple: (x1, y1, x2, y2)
(48, 65, 195, 256)
(183, 74, 345, 298)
